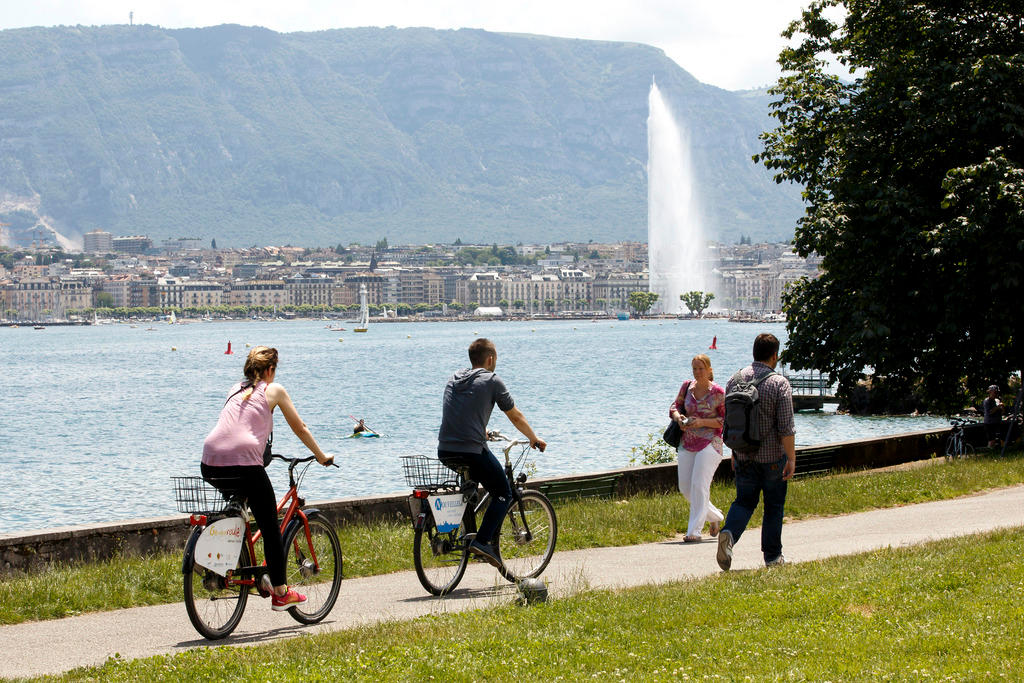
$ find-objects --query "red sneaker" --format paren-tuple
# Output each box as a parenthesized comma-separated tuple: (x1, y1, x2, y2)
(271, 588, 307, 611)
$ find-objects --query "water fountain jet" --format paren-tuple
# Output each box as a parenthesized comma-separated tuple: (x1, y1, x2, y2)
(647, 80, 706, 314)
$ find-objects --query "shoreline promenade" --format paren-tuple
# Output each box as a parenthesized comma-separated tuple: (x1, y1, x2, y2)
(3, 484, 1023, 678)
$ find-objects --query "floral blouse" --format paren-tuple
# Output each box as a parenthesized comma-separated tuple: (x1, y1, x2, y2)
(670, 382, 726, 455)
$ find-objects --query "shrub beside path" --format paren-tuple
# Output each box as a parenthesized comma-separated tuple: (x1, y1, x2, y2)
(3, 485, 1024, 679)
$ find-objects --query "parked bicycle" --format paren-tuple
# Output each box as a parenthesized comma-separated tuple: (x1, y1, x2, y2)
(402, 431, 557, 596)
(945, 417, 977, 460)
(173, 454, 342, 640)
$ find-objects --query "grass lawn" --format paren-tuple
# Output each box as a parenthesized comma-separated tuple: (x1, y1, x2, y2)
(50, 528, 1024, 681)
(3, 448, 1023, 625)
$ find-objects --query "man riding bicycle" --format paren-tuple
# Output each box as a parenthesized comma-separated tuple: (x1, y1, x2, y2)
(437, 338, 546, 568)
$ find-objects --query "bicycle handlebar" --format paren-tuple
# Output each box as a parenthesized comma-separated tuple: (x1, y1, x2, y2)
(486, 430, 530, 446)
(270, 453, 339, 468)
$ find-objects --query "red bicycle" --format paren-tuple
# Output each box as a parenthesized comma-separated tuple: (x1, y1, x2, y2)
(173, 454, 342, 640)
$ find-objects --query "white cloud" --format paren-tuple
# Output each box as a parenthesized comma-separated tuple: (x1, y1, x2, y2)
(0, 0, 812, 90)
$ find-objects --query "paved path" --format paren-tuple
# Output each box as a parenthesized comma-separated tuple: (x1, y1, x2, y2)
(4, 485, 1024, 679)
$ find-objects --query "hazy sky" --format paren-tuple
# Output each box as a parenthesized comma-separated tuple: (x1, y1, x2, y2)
(0, 1, 817, 90)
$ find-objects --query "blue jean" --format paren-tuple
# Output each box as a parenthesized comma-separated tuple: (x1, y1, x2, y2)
(438, 447, 513, 546)
(722, 456, 788, 563)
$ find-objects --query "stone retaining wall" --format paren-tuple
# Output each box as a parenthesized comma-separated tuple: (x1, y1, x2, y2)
(0, 427, 956, 575)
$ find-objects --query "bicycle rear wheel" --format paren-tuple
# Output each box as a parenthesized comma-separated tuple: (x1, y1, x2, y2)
(945, 436, 972, 460)
(413, 506, 471, 595)
(497, 490, 557, 582)
(282, 512, 343, 624)
(183, 526, 251, 640)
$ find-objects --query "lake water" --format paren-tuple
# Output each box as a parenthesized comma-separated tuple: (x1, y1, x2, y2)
(1, 319, 946, 533)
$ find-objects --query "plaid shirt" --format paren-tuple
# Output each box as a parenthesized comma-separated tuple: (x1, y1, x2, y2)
(726, 361, 795, 463)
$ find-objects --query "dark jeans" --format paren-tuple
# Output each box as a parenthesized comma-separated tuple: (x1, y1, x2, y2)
(201, 463, 286, 587)
(722, 456, 788, 563)
(985, 421, 1003, 443)
(438, 447, 513, 546)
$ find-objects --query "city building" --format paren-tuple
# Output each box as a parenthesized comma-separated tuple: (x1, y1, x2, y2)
(83, 230, 113, 254)
(162, 237, 205, 253)
(226, 280, 286, 309)
(159, 278, 225, 309)
(592, 272, 649, 310)
(1, 277, 92, 319)
(112, 236, 153, 255)
(338, 274, 384, 306)
(284, 274, 334, 308)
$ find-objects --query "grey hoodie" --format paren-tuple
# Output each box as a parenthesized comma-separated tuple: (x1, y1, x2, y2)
(437, 367, 515, 453)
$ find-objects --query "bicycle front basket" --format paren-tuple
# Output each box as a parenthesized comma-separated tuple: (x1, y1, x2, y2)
(172, 476, 221, 514)
(401, 455, 457, 489)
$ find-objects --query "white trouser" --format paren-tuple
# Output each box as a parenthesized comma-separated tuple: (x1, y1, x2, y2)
(677, 442, 725, 537)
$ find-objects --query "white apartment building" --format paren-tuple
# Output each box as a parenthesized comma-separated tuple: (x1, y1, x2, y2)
(83, 230, 113, 254)
(159, 278, 225, 308)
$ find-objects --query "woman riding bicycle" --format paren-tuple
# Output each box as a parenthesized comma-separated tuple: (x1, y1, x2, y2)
(201, 345, 334, 611)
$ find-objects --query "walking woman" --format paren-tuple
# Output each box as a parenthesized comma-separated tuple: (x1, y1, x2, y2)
(201, 346, 334, 610)
(669, 353, 726, 542)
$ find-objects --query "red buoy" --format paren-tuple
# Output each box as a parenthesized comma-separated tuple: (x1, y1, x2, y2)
(225, 341, 233, 355)
(709, 336, 718, 350)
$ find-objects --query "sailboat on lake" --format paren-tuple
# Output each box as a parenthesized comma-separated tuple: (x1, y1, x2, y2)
(354, 284, 369, 333)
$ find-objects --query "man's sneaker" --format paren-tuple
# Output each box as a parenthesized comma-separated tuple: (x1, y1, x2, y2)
(716, 529, 734, 571)
(766, 554, 786, 567)
(271, 588, 307, 611)
(469, 540, 502, 569)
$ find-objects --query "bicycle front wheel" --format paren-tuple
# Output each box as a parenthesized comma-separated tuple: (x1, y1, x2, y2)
(183, 526, 251, 640)
(282, 512, 343, 624)
(413, 507, 470, 595)
(498, 490, 558, 582)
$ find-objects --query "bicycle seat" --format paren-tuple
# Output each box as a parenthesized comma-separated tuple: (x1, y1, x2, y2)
(435, 456, 477, 493)
(203, 477, 248, 508)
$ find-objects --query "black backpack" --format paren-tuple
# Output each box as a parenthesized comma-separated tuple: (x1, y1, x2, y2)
(722, 370, 775, 452)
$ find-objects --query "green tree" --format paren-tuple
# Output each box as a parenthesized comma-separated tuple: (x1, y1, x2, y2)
(679, 291, 715, 317)
(95, 291, 115, 308)
(754, 0, 1024, 411)
(376, 237, 389, 250)
(628, 291, 659, 317)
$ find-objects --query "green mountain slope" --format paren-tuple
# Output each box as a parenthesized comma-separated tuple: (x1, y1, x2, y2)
(0, 24, 801, 247)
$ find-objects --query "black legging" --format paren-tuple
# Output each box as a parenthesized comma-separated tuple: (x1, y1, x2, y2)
(201, 463, 286, 587)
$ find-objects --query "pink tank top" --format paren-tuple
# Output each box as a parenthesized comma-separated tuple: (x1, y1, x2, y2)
(202, 381, 273, 467)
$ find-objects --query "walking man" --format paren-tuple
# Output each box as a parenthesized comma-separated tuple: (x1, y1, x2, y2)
(437, 338, 546, 567)
(717, 333, 796, 570)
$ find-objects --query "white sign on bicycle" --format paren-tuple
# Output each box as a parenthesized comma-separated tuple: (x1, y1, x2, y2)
(194, 517, 245, 576)
(428, 494, 468, 533)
